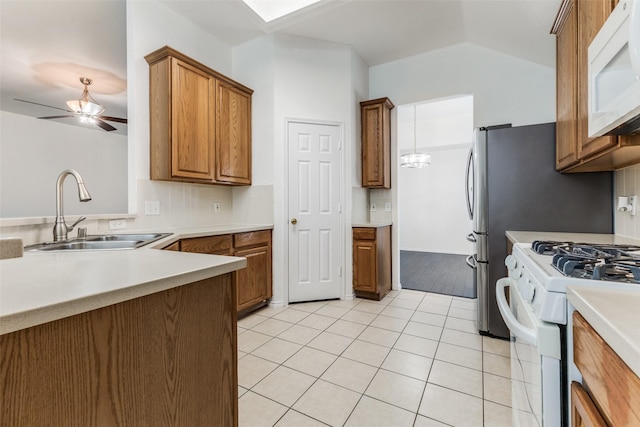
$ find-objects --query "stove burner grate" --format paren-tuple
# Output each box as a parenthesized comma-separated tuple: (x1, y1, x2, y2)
(533, 241, 640, 283)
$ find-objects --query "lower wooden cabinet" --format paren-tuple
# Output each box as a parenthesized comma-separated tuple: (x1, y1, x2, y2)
(234, 231, 272, 314)
(571, 382, 607, 427)
(572, 311, 640, 426)
(352, 226, 391, 300)
(170, 230, 272, 315)
(0, 274, 238, 426)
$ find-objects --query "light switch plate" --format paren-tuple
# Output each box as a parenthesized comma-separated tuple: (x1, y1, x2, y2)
(385, 202, 392, 212)
(214, 202, 221, 213)
(109, 219, 127, 230)
(370, 203, 377, 212)
(145, 201, 160, 215)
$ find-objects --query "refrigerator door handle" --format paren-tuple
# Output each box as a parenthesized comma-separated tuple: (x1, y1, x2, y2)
(465, 146, 474, 220)
(466, 233, 477, 243)
(466, 255, 477, 269)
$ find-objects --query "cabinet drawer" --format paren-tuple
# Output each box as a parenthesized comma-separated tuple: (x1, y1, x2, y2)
(163, 241, 180, 251)
(180, 235, 233, 254)
(573, 312, 640, 426)
(353, 228, 376, 240)
(234, 230, 271, 248)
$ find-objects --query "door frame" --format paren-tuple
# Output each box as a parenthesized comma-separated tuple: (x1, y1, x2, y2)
(283, 117, 346, 305)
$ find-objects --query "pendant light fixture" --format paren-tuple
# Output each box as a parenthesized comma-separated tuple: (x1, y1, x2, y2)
(400, 104, 431, 168)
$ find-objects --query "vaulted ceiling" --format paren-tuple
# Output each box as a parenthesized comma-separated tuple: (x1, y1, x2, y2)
(0, 0, 560, 132)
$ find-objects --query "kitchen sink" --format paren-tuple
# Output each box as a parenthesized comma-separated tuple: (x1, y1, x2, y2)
(83, 233, 170, 243)
(25, 233, 172, 252)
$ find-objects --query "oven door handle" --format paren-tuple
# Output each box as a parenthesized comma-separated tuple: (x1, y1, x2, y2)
(495, 278, 536, 345)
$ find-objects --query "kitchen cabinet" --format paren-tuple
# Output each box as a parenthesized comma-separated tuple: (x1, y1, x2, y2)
(572, 311, 640, 426)
(352, 226, 391, 300)
(552, 0, 640, 172)
(174, 230, 272, 314)
(0, 274, 238, 426)
(360, 98, 394, 188)
(146, 46, 253, 185)
(234, 231, 272, 314)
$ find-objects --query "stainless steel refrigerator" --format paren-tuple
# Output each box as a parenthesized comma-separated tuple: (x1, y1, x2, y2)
(465, 123, 613, 338)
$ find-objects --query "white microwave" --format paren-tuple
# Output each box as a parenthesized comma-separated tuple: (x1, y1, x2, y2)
(588, 0, 640, 137)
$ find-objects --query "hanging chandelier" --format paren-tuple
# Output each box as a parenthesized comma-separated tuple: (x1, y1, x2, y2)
(400, 104, 431, 168)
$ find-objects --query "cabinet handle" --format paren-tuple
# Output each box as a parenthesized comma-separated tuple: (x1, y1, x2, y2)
(290, 218, 297, 225)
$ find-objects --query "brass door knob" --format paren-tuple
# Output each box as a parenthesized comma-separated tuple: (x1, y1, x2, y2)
(291, 218, 297, 224)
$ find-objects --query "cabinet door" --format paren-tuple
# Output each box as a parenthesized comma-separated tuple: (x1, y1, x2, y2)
(571, 382, 608, 427)
(556, 0, 579, 170)
(216, 81, 251, 185)
(235, 245, 272, 311)
(171, 58, 216, 181)
(361, 99, 392, 188)
(576, 0, 617, 159)
(353, 239, 377, 293)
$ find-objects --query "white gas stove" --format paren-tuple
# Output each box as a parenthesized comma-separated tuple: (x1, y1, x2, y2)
(499, 240, 640, 427)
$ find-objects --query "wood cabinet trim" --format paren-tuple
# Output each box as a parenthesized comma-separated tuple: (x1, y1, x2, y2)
(146, 45, 253, 95)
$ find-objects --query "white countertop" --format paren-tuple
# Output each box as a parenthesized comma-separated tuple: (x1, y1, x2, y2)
(352, 222, 393, 228)
(568, 286, 640, 378)
(506, 230, 640, 246)
(0, 224, 273, 335)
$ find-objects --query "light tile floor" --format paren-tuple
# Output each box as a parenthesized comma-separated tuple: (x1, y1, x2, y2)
(238, 289, 512, 427)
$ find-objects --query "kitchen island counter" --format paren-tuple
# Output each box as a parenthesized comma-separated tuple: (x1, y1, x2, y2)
(0, 247, 246, 335)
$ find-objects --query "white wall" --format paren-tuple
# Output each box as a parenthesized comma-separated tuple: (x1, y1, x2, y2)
(614, 165, 640, 238)
(397, 96, 473, 255)
(232, 34, 367, 306)
(369, 42, 555, 127)
(369, 41, 556, 287)
(125, 0, 235, 229)
(0, 110, 128, 218)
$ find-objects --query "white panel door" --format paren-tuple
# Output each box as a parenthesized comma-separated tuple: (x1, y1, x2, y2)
(288, 121, 342, 302)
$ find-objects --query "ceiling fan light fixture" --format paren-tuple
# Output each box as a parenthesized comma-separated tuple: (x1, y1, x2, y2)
(66, 77, 105, 116)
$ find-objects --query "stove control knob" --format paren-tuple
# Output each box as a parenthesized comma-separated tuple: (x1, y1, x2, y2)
(505, 255, 518, 271)
(518, 277, 535, 302)
(511, 266, 523, 280)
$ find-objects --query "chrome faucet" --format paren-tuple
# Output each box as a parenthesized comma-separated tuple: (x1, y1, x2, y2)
(53, 169, 92, 242)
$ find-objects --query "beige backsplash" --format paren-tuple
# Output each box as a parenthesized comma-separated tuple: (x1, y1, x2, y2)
(615, 164, 640, 239)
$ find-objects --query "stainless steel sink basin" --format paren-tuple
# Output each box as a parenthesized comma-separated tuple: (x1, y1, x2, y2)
(84, 233, 170, 242)
(25, 233, 172, 252)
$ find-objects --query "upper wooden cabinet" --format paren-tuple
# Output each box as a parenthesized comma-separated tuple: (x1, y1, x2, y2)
(145, 46, 253, 185)
(552, 0, 640, 172)
(361, 97, 394, 188)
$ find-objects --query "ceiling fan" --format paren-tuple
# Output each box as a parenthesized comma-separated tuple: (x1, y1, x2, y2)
(15, 77, 127, 132)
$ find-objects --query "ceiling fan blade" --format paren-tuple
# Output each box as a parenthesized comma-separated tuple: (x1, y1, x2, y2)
(15, 98, 72, 113)
(98, 115, 128, 124)
(38, 115, 74, 120)
(95, 119, 117, 132)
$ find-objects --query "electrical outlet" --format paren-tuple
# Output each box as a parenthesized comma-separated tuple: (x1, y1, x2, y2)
(385, 202, 392, 212)
(145, 201, 160, 215)
(214, 202, 221, 213)
(108, 219, 127, 230)
(370, 203, 377, 212)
